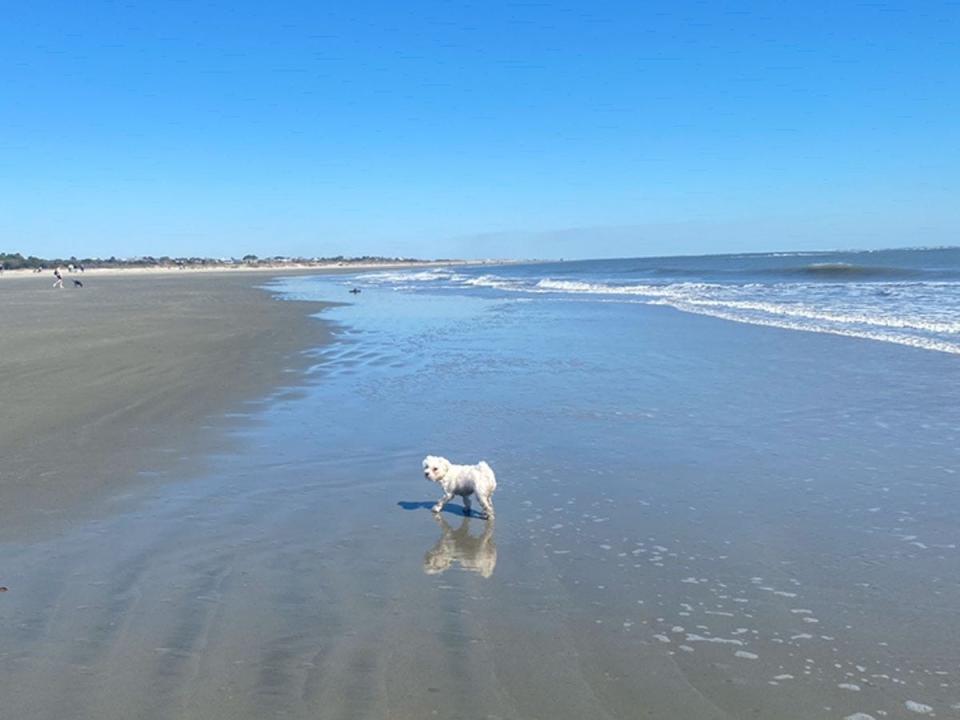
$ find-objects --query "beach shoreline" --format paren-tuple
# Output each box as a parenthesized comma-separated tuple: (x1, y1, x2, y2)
(0, 270, 337, 541)
(2, 260, 959, 719)
(0, 258, 502, 282)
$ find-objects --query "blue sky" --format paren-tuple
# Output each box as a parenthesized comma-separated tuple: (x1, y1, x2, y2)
(1, 1, 957, 260)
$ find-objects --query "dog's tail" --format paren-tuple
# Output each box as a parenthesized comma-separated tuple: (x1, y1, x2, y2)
(478, 461, 496, 488)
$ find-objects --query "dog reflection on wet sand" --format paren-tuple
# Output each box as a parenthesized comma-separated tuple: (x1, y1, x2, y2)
(423, 515, 497, 578)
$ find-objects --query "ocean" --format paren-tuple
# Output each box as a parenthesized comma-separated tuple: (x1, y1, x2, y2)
(262, 247, 960, 718)
(349, 247, 960, 355)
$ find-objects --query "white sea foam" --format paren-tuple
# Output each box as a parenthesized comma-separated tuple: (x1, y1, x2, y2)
(461, 274, 526, 290)
(685, 633, 744, 646)
(531, 277, 960, 331)
(363, 263, 960, 355)
(656, 300, 960, 355)
(356, 269, 460, 284)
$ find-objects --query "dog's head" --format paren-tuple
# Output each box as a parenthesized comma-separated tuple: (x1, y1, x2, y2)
(422, 455, 450, 483)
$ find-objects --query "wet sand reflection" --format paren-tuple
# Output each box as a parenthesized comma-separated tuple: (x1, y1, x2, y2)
(423, 515, 497, 578)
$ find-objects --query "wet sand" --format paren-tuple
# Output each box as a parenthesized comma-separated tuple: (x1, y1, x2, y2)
(3, 271, 960, 720)
(0, 271, 331, 540)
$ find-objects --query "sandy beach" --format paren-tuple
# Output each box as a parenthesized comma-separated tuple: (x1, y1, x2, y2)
(0, 270, 332, 540)
(2, 262, 960, 720)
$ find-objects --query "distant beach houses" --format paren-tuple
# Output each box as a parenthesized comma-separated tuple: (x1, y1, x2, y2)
(0, 251, 431, 271)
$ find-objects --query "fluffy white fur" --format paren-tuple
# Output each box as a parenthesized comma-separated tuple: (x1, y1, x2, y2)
(422, 455, 497, 519)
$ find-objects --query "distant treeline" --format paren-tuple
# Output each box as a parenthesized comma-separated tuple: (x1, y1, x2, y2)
(0, 252, 429, 270)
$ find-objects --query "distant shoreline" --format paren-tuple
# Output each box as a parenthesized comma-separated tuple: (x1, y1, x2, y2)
(0, 258, 513, 280)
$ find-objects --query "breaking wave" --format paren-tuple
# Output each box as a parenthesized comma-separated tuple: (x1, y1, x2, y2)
(348, 254, 960, 355)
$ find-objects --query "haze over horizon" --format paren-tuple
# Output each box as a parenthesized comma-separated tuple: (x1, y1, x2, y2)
(2, 1, 957, 261)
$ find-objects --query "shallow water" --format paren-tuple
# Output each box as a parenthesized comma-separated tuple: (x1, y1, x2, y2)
(271, 272, 960, 718)
(2, 267, 959, 719)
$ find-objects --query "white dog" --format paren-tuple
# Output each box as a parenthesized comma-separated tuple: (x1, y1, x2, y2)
(422, 455, 497, 519)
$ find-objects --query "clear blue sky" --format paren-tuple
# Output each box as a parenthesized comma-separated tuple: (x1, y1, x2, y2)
(1, 1, 957, 260)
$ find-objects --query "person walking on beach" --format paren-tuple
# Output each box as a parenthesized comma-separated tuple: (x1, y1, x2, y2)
(52, 267, 63, 289)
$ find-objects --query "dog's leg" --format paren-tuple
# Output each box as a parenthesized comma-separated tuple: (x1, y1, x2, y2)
(432, 492, 454, 514)
(462, 495, 472, 516)
(477, 493, 494, 519)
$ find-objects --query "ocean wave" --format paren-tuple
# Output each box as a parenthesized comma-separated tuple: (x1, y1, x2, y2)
(360, 268, 960, 356)
(673, 298, 960, 334)
(625, 263, 933, 281)
(356, 269, 460, 283)
(533, 279, 687, 296)
(788, 263, 922, 278)
(527, 278, 960, 334)
(461, 274, 527, 290)
(650, 300, 960, 355)
(760, 252, 829, 257)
